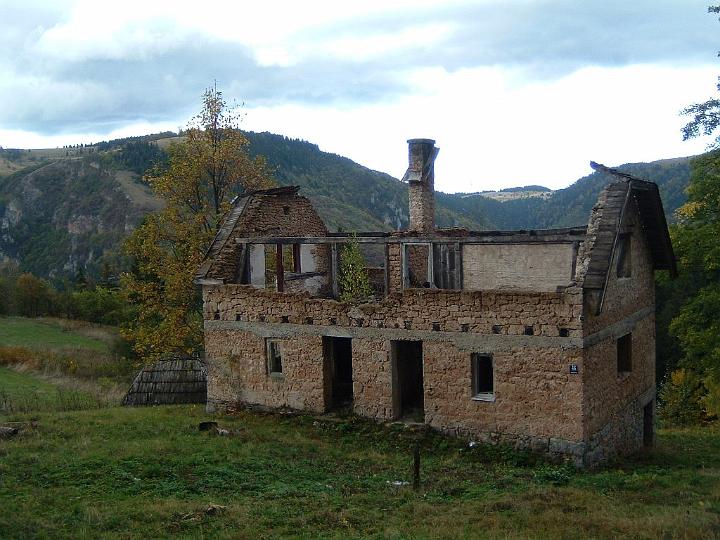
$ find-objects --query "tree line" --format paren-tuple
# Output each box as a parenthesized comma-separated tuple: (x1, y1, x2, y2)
(0, 263, 131, 325)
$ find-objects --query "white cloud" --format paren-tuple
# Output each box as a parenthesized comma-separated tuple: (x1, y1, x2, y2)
(245, 63, 717, 192)
(2, 0, 718, 192)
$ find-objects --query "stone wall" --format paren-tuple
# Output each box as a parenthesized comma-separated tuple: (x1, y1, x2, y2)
(423, 340, 584, 442)
(351, 339, 395, 420)
(583, 202, 655, 334)
(205, 329, 327, 413)
(203, 285, 583, 337)
(463, 243, 577, 292)
(581, 201, 656, 457)
(206, 191, 329, 283)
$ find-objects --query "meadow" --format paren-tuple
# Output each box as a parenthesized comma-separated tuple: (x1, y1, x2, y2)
(0, 317, 719, 539)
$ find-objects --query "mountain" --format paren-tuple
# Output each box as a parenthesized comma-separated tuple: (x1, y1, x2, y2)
(0, 132, 694, 280)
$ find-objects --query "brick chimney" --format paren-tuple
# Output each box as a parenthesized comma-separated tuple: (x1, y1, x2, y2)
(403, 138, 438, 234)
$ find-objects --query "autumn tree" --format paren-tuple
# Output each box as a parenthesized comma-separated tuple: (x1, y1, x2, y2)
(121, 86, 274, 359)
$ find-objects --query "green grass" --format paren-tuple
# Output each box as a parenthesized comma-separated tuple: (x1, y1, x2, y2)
(0, 392, 718, 538)
(0, 367, 105, 413)
(0, 317, 110, 352)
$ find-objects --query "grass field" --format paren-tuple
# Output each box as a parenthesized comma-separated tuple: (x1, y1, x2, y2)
(1, 317, 718, 538)
(0, 317, 133, 410)
(0, 367, 106, 413)
(0, 317, 112, 352)
(0, 371, 719, 539)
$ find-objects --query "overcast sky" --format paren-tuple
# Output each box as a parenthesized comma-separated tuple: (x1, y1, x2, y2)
(1, 0, 718, 192)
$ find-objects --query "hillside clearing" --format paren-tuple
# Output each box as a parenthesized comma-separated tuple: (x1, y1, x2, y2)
(0, 373, 718, 539)
(0, 317, 113, 352)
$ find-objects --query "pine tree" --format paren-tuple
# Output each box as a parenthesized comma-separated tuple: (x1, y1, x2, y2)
(338, 237, 372, 303)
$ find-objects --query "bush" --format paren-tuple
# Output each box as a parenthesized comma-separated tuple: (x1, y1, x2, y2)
(658, 369, 709, 426)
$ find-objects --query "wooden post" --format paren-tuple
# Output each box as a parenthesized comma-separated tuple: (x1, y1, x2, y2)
(413, 443, 421, 491)
(331, 243, 339, 298)
(276, 243, 284, 292)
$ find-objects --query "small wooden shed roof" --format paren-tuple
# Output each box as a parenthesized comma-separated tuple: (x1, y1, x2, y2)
(122, 355, 207, 407)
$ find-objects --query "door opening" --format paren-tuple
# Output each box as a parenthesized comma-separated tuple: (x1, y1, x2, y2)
(323, 337, 353, 409)
(392, 340, 424, 421)
(643, 401, 654, 447)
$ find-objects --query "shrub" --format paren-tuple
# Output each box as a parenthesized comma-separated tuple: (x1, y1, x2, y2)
(658, 369, 709, 426)
(338, 236, 372, 303)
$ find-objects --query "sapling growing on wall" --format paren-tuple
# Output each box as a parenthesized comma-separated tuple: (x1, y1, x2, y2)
(338, 236, 373, 303)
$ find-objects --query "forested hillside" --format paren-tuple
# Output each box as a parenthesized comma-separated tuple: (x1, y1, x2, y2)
(0, 131, 694, 280)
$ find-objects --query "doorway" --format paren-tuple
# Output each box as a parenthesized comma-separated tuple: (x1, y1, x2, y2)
(323, 337, 353, 409)
(392, 340, 424, 421)
(643, 401, 654, 447)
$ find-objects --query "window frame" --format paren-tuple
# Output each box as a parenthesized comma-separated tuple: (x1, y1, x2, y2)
(266, 339, 284, 377)
(471, 353, 495, 401)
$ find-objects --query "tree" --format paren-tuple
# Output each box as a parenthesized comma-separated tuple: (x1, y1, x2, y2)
(121, 86, 274, 359)
(338, 236, 373, 303)
(14, 273, 51, 317)
(682, 6, 720, 145)
(660, 151, 720, 421)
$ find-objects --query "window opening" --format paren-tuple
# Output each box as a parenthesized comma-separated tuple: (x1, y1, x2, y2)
(617, 333, 632, 373)
(403, 243, 431, 288)
(266, 339, 283, 375)
(471, 354, 494, 399)
(616, 233, 632, 278)
(433, 243, 460, 289)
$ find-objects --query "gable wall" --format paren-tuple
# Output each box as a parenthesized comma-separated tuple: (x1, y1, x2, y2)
(581, 201, 656, 462)
(205, 193, 329, 282)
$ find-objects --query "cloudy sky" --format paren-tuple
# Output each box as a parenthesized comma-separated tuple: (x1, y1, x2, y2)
(1, 0, 718, 192)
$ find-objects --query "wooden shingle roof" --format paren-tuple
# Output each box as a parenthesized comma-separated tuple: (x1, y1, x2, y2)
(583, 162, 677, 294)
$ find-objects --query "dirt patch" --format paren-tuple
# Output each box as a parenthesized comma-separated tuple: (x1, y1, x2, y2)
(115, 170, 163, 212)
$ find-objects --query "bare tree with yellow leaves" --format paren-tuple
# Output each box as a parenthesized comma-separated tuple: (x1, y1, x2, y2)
(121, 86, 274, 359)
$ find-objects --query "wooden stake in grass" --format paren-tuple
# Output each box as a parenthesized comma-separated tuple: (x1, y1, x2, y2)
(413, 443, 421, 491)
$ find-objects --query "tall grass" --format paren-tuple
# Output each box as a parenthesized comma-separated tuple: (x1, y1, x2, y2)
(0, 384, 105, 414)
(0, 345, 136, 382)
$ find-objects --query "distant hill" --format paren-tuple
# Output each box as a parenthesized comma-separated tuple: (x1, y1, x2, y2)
(500, 185, 551, 193)
(0, 131, 694, 280)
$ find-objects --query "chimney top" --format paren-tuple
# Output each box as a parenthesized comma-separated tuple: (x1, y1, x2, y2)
(407, 138, 436, 145)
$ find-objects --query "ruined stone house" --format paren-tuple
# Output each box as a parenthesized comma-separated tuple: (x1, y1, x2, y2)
(195, 139, 676, 467)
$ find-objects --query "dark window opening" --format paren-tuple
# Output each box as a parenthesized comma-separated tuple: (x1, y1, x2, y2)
(392, 340, 424, 421)
(292, 244, 301, 273)
(492, 325, 502, 335)
(471, 354, 494, 398)
(559, 328, 570, 337)
(283, 205, 290, 215)
(266, 339, 283, 375)
(524, 326, 534, 336)
(616, 233, 632, 278)
(323, 337, 353, 409)
(617, 333, 632, 373)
